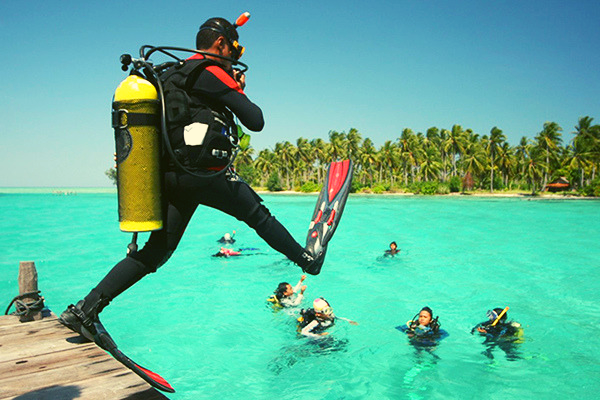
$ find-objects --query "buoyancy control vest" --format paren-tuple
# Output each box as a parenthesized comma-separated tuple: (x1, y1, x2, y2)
(160, 56, 238, 170)
(297, 308, 335, 333)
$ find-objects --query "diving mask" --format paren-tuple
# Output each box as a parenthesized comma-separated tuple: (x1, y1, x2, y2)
(486, 309, 498, 322)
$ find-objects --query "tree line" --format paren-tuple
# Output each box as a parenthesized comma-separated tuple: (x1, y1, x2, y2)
(233, 116, 600, 196)
(105, 116, 600, 196)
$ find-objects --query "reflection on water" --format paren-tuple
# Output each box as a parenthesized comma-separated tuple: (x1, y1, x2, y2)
(269, 336, 349, 375)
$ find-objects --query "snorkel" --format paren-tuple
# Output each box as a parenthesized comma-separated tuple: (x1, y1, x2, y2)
(491, 306, 509, 326)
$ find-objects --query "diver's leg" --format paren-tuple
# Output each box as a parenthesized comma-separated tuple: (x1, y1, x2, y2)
(192, 174, 312, 268)
(60, 172, 198, 334)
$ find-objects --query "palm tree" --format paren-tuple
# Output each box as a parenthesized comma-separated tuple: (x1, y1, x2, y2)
(487, 126, 506, 192)
(398, 128, 422, 184)
(563, 141, 592, 189)
(572, 116, 600, 185)
(496, 142, 515, 188)
(295, 137, 313, 182)
(524, 144, 547, 195)
(274, 141, 296, 189)
(419, 145, 442, 182)
(235, 142, 255, 166)
(359, 138, 378, 186)
(328, 130, 347, 162)
(379, 140, 398, 184)
(426, 127, 446, 181)
(346, 128, 362, 163)
(439, 128, 450, 180)
(535, 122, 562, 190)
(461, 139, 486, 188)
(444, 125, 466, 177)
(254, 149, 276, 187)
(310, 138, 328, 182)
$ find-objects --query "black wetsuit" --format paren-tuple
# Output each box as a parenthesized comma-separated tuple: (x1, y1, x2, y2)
(471, 320, 522, 360)
(471, 320, 519, 337)
(82, 56, 306, 310)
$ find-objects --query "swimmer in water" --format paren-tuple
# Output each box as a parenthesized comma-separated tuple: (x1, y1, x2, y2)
(268, 275, 307, 308)
(397, 306, 448, 347)
(212, 247, 241, 257)
(297, 298, 336, 338)
(471, 307, 523, 360)
(403, 307, 439, 337)
(384, 241, 400, 256)
(217, 231, 236, 244)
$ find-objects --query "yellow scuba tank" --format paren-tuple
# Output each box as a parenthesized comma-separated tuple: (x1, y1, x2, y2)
(112, 74, 162, 232)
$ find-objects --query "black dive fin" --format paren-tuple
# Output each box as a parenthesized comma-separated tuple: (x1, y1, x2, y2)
(92, 320, 175, 393)
(305, 159, 353, 258)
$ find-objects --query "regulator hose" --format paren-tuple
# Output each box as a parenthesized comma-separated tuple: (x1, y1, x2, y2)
(122, 46, 249, 180)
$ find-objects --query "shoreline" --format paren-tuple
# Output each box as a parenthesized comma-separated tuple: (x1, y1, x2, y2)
(255, 190, 598, 199)
(1, 187, 597, 200)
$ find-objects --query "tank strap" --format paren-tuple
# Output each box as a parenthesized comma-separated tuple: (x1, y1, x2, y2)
(112, 109, 159, 129)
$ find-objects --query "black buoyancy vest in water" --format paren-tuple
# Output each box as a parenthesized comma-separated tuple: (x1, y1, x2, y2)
(160, 57, 238, 170)
(298, 308, 335, 333)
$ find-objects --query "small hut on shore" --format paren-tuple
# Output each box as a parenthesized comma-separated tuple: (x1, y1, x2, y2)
(546, 177, 570, 192)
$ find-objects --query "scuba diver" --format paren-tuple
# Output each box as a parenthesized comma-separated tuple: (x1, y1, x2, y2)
(396, 306, 448, 347)
(58, 13, 352, 392)
(217, 231, 236, 244)
(267, 275, 307, 308)
(384, 241, 400, 257)
(471, 307, 523, 360)
(297, 298, 358, 338)
(297, 298, 336, 338)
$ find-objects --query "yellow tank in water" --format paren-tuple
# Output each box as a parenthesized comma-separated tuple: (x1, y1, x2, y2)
(112, 74, 162, 232)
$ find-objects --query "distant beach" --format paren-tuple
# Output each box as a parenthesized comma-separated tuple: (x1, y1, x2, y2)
(1, 187, 597, 199)
(0, 187, 117, 194)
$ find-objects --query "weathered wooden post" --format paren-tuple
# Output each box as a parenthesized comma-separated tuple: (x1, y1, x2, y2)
(17, 261, 44, 322)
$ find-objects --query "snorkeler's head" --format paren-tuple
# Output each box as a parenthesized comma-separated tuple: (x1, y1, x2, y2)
(487, 308, 508, 323)
(313, 297, 333, 316)
(274, 282, 290, 300)
(390, 241, 397, 249)
(418, 307, 433, 326)
(223, 233, 231, 240)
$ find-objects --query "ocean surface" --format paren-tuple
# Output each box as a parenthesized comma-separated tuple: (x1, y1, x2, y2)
(1, 191, 599, 399)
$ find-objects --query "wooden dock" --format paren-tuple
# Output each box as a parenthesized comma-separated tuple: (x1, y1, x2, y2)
(0, 312, 169, 400)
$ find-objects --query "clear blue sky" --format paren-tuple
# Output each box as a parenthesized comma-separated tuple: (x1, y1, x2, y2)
(1, 1, 599, 187)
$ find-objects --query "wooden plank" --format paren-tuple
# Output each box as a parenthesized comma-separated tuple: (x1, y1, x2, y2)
(0, 320, 82, 346)
(0, 379, 167, 400)
(0, 344, 105, 380)
(0, 314, 23, 327)
(0, 328, 88, 363)
(0, 356, 163, 399)
(0, 314, 170, 399)
(0, 310, 53, 328)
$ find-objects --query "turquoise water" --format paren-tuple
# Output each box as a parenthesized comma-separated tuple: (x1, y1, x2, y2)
(1, 192, 600, 399)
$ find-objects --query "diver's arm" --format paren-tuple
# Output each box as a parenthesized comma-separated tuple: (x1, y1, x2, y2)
(292, 279, 304, 294)
(197, 66, 264, 131)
